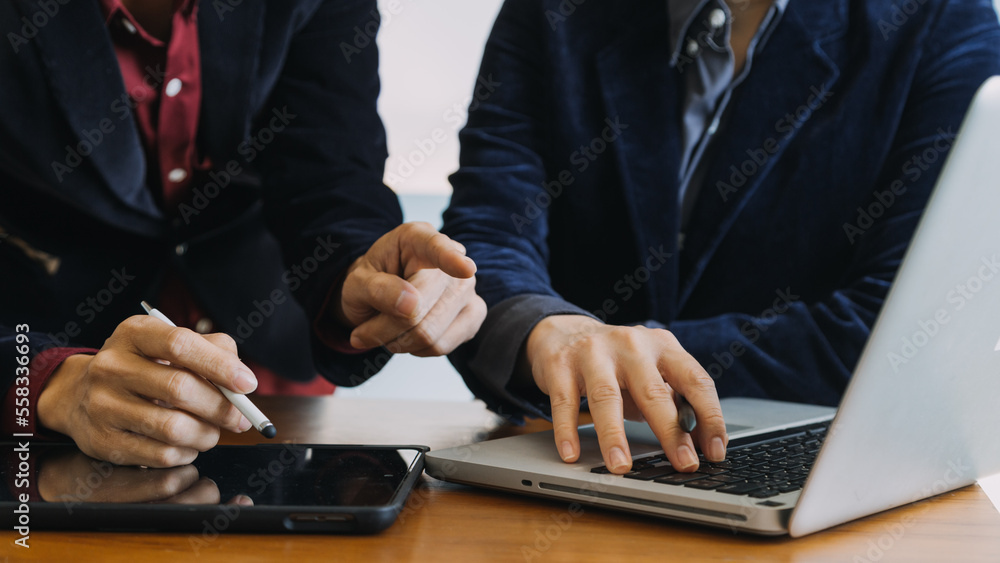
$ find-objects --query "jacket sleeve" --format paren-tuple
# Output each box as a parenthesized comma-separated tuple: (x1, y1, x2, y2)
(254, 0, 404, 386)
(670, 0, 1000, 406)
(442, 0, 557, 308)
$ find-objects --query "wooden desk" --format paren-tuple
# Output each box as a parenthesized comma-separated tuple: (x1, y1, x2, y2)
(4, 396, 999, 562)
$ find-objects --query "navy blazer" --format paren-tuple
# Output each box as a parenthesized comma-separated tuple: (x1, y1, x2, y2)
(443, 0, 1000, 416)
(0, 0, 401, 392)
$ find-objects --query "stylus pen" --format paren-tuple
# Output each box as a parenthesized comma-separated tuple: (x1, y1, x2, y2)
(677, 396, 697, 434)
(140, 301, 277, 439)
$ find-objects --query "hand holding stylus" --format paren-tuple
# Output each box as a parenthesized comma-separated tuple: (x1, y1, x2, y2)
(36, 313, 261, 468)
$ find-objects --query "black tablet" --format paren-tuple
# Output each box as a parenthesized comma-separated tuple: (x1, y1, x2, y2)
(0, 443, 427, 535)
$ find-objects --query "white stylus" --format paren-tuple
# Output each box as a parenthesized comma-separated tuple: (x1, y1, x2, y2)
(141, 301, 277, 439)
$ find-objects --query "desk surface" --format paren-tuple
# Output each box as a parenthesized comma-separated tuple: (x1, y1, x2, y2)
(5, 396, 999, 562)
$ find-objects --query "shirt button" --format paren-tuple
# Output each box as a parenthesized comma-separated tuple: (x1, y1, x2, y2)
(195, 318, 214, 334)
(165, 78, 183, 98)
(167, 168, 188, 183)
(121, 18, 137, 35)
(685, 38, 700, 57)
(709, 8, 727, 30)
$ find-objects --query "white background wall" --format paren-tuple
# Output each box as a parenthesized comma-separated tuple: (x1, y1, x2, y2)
(377, 0, 505, 195)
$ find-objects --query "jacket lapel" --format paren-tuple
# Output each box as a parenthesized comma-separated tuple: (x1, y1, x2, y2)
(16, 0, 158, 218)
(596, 6, 685, 321)
(676, 3, 845, 308)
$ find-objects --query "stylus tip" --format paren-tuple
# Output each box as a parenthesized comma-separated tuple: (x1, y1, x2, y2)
(261, 423, 277, 439)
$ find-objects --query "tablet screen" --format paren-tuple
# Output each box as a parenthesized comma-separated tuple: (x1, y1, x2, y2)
(2, 444, 422, 508)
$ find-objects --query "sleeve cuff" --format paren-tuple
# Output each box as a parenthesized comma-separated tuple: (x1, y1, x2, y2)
(463, 293, 599, 421)
(3, 347, 97, 440)
(312, 270, 371, 356)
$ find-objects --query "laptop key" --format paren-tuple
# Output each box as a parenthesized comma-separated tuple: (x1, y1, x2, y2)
(624, 466, 678, 481)
(749, 488, 780, 499)
(708, 474, 743, 484)
(716, 481, 766, 495)
(590, 466, 611, 474)
(699, 466, 729, 476)
(684, 479, 726, 490)
(654, 472, 709, 485)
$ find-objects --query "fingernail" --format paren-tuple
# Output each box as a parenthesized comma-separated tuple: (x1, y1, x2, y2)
(234, 368, 257, 393)
(677, 445, 698, 470)
(709, 437, 726, 462)
(237, 416, 252, 433)
(396, 290, 418, 317)
(559, 441, 574, 462)
(350, 334, 365, 349)
(609, 447, 630, 472)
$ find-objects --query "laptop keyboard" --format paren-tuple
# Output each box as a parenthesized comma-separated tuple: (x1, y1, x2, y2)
(589, 421, 830, 499)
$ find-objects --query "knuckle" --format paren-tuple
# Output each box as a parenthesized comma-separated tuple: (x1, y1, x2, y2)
(550, 346, 575, 369)
(151, 448, 179, 468)
(472, 296, 487, 319)
(636, 383, 674, 405)
(223, 404, 244, 429)
(88, 350, 117, 377)
(159, 412, 188, 444)
(588, 383, 622, 405)
(208, 332, 238, 352)
(570, 333, 600, 352)
(699, 410, 726, 430)
(164, 370, 194, 404)
(409, 221, 433, 233)
(407, 322, 439, 349)
(548, 389, 579, 411)
(198, 427, 222, 452)
(165, 327, 196, 358)
(552, 421, 579, 438)
(155, 470, 189, 497)
(152, 447, 197, 468)
(118, 315, 147, 333)
(611, 326, 643, 348)
(658, 420, 684, 438)
(653, 328, 680, 347)
(686, 367, 718, 391)
(83, 387, 114, 417)
(369, 276, 389, 302)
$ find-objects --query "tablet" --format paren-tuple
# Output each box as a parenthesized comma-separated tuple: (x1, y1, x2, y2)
(0, 443, 427, 535)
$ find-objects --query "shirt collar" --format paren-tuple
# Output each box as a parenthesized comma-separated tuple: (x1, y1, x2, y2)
(98, 0, 197, 45)
(668, 0, 789, 66)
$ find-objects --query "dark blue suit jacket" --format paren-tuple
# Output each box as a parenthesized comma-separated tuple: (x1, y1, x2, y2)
(443, 0, 1000, 417)
(0, 0, 401, 392)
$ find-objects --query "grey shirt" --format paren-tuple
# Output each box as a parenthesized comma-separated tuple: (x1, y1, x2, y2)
(459, 0, 788, 421)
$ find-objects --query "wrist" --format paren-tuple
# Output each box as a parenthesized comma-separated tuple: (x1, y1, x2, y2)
(37, 354, 91, 436)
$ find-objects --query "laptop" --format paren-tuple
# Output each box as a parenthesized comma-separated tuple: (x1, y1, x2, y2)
(425, 76, 1000, 536)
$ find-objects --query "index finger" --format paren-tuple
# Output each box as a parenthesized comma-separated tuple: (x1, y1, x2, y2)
(656, 345, 727, 462)
(398, 223, 477, 279)
(122, 316, 257, 394)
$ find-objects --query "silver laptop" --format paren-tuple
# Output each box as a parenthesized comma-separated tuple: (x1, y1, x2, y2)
(426, 76, 1000, 536)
